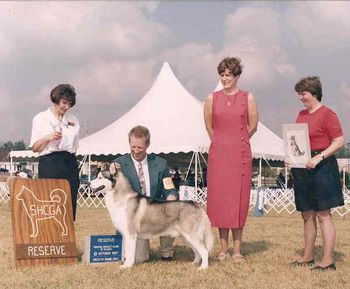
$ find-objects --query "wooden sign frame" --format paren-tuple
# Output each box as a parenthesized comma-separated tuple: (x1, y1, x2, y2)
(10, 178, 77, 267)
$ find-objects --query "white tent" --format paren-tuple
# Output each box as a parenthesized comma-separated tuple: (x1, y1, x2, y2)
(78, 62, 210, 155)
(250, 122, 284, 160)
(10, 150, 38, 158)
(10, 62, 285, 161)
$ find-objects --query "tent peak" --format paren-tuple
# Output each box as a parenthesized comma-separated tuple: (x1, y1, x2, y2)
(161, 62, 170, 67)
(146, 62, 188, 100)
(157, 62, 175, 79)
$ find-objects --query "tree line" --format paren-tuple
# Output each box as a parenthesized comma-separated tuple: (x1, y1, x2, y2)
(0, 140, 349, 162)
(0, 140, 27, 162)
(335, 146, 350, 158)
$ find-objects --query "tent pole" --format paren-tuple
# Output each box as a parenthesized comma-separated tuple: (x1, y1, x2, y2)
(199, 152, 208, 166)
(10, 151, 13, 176)
(258, 157, 262, 188)
(195, 152, 199, 192)
(186, 152, 195, 180)
(88, 154, 91, 182)
(197, 154, 203, 185)
(284, 165, 288, 189)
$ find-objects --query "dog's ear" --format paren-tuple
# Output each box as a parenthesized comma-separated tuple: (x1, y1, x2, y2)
(111, 162, 121, 187)
(110, 176, 117, 188)
(114, 163, 121, 175)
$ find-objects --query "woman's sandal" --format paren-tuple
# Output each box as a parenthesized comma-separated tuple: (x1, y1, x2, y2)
(290, 259, 315, 267)
(218, 252, 231, 261)
(232, 253, 246, 262)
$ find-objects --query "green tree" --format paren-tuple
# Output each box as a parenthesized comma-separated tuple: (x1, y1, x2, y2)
(0, 140, 28, 161)
(336, 146, 350, 158)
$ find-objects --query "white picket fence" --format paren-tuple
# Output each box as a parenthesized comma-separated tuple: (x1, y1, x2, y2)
(1, 182, 349, 216)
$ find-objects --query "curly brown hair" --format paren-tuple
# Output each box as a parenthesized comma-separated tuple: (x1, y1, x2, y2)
(50, 84, 76, 106)
(217, 57, 243, 76)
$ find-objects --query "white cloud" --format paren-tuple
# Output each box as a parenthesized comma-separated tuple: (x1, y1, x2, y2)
(160, 7, 298, 97)
(221, 7, 297, 88)
(339, 81, 350, 112)
(134, 1, 160, 14)
(0, 2, 167, 59)
(224, 7, 282, 47)
(1, 2, 349, 143)
(0, 31, 12, 59)
(0, 90, 11, 112)
(71, 59, 156, 106)
(160, 6, 298, 96)
(0, 88, 36, 141)
(340, 81, 350, 98)
(0, 1, 167, 142)
(286, 2, 350, 51)
(162, 42, 217, 96)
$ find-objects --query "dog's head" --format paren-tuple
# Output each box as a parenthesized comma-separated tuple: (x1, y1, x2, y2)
(90, 171, 113, 194)
(290, 135, 296, 146)
(15, 186, 32, 201)
(112, 163, 137, 197)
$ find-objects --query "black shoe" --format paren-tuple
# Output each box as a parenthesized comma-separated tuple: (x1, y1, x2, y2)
(160, 256, 173, 261)
(290, 259, 315, 267)
(310, 263, 336, 271)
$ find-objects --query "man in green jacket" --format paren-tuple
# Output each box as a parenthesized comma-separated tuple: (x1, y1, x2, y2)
(114, 125, 179, 263)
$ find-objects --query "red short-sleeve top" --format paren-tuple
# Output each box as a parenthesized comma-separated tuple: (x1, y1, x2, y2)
(296, 105, 343, 151)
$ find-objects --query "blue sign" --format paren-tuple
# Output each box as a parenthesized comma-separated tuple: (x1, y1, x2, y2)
(88, 234, 122, 263)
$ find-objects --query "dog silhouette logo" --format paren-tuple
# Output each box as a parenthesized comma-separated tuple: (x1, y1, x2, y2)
(16, 186, 68, 238)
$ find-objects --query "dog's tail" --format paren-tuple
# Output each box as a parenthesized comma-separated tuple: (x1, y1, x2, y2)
(50, 189, 67, 205)
(203, 214, 214, 252)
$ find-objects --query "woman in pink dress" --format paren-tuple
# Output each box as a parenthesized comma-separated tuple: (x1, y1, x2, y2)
(204, 57, 258, 261)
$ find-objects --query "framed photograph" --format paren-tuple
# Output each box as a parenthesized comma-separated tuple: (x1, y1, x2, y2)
(282, 123, 311, 168)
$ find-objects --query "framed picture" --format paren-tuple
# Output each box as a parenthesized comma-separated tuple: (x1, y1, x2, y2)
(282, 123, 311, 168)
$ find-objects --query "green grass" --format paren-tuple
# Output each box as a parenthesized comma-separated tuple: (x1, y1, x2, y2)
(1, 204, 349, 289)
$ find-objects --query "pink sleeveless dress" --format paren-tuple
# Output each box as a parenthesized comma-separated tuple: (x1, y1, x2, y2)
(207, 89, 252, 228)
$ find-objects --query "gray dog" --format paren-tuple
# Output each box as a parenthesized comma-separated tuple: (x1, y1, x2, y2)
(104, 166, 213, 269)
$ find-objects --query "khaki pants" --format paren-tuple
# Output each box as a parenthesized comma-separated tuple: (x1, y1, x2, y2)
(134, 236, 174, 264)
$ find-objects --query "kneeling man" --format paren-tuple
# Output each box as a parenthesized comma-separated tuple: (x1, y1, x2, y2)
(114, 125, 178, 262)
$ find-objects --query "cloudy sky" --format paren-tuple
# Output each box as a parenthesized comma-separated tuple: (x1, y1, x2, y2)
(1, 1, 350, 145)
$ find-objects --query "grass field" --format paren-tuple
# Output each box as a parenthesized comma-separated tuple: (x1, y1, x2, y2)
(1, 203, 349, 289)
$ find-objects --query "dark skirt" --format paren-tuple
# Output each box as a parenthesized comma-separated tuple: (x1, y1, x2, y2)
(38, 151, 79, 220)
(291, 153, 344, 212)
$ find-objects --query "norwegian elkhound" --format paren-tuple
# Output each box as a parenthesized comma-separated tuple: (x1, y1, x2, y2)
(104, 166, 213, 270)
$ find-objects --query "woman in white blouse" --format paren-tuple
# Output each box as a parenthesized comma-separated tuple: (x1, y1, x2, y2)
(30, 84, 80, 220)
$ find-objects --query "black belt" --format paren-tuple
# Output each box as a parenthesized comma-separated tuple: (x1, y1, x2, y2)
(311, 150, 324, 157)
(39, 151, 75, 160)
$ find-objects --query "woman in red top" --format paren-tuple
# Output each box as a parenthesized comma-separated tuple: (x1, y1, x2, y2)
(290, 76, 344, 271)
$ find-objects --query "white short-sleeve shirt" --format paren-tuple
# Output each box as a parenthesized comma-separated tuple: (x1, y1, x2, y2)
(30, 108, 80, 156)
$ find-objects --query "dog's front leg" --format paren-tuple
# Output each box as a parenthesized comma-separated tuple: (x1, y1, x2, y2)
(121, 234, 137, 268)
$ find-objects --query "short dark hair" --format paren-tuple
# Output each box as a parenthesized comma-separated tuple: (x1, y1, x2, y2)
(217, 57, 243, 76)
(50, 84, 76, 107)
(128, 125, 151, 146)
(295, 76, 322, 101)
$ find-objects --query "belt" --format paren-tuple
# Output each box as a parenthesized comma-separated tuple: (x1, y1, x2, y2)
(311, 150, 324, 157)
(39, 151, 75, 160)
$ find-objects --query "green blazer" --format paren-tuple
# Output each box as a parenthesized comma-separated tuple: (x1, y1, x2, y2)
(114, 154, 178, 201)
